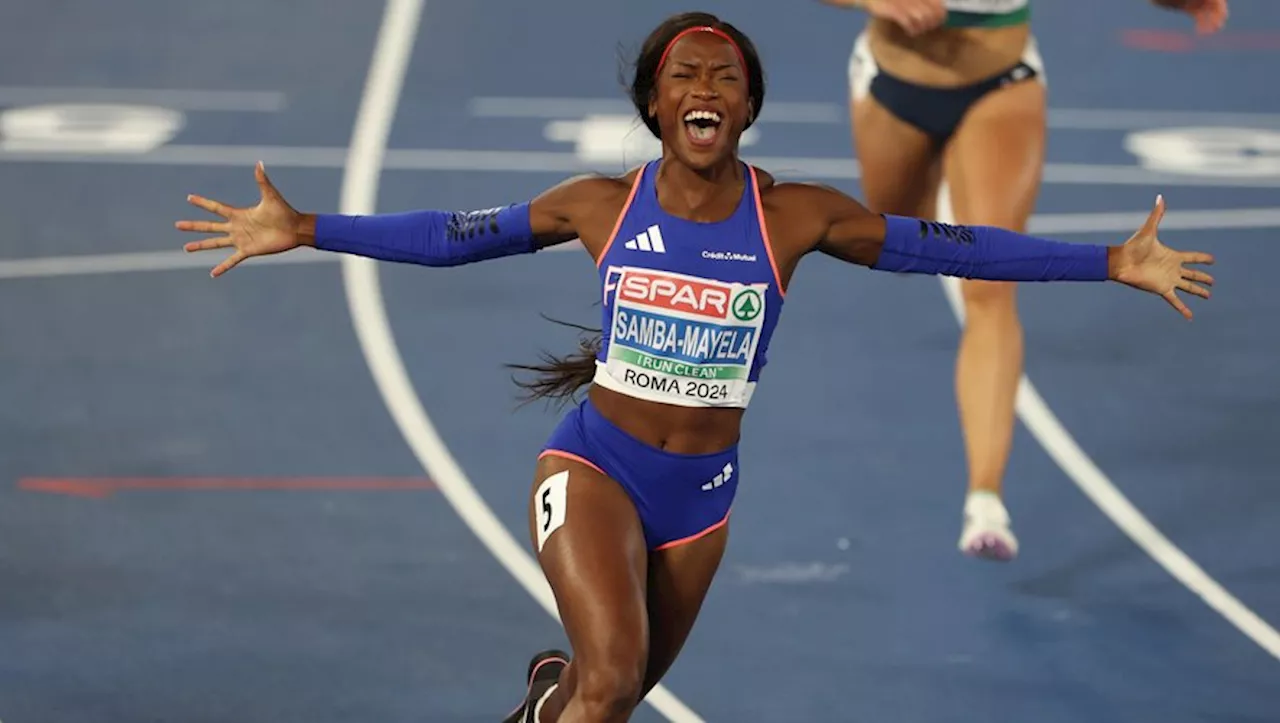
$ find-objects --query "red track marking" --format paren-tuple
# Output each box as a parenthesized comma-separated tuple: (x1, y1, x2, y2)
(1123, 29, 1280, 52)
(18, 477, 437, 498)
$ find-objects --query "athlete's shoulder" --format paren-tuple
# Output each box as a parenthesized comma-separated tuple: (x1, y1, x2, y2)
(750, 166, 832, 210)
(750, 165, 776, 191)
(541, 167, 639, 204)
(754, 176, 875, 257)
(756, 176, 845, 210)
(529, 165, 647, 254)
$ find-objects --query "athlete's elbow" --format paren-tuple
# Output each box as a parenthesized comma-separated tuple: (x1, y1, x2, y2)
(862, 238, 889, 269)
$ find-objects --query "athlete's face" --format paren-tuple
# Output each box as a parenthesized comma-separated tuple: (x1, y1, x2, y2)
(649, 32, 753, 170)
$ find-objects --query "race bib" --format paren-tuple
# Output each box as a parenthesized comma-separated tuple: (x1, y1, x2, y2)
(599, 267, 767, 407)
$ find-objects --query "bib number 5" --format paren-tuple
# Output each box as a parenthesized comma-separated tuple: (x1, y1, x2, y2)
(534, 470, 569, 552)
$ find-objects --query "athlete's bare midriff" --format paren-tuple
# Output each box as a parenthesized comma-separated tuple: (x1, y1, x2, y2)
(866, 18, 1030, 87)
(588, 384, 745, 454)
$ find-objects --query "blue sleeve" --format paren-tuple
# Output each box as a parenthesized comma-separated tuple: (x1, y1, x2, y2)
(313, 202, 538, 267)
(873, 214, 1110, 282)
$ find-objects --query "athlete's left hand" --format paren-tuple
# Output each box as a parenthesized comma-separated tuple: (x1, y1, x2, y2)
(1108, 195, 1215, 320)
(1150, 0, 1228, 34)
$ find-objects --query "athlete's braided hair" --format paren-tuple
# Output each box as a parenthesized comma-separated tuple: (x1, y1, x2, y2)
(507, 314, 603, 408)
(508, 12, 765, 408)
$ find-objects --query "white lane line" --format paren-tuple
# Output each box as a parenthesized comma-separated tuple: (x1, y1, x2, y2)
(3, 205, 1274, 281)
(935, 183, 1280, 663)
(468, 96, 1280, 129)
(1026, 207, 1280, 235)
(0, 86, 287, 111)
(330, 0, 706, 720)
(1046, 107, 1280, 130)
(468, 96, 844, 123)
(0, 247, 333, 280)
(0, 145, 349, 168)
(4, 144, 1280, 188)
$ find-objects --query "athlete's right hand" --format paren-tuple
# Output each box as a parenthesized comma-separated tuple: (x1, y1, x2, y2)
(177, 162, 305, 278)
(857, 0, 948, 36)
(1150, 0, 1228, 35)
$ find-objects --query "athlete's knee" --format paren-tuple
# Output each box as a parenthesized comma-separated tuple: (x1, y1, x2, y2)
(573, 655, 645, 721)
(960, 279, 1019, 316)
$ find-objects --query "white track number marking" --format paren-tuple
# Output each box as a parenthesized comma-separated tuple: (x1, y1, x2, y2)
(1125, 126, 1280, 177)
(0, 103, 184, 153)
(544, 113, 759, 165)
(535, 471, 569, 553)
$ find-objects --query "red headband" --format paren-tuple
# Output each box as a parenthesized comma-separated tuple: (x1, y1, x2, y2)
(654, 25, 748, 81)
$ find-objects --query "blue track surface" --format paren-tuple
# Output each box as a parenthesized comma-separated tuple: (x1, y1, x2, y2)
(2, 1, 1278, 721)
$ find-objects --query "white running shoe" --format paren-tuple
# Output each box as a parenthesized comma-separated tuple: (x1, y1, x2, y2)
(958, 491, 1019, 561)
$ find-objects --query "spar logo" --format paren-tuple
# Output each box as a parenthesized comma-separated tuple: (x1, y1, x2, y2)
(615, 269, 733, 319)
(731, 289, 762, 322)
(605, 267, 768, 324)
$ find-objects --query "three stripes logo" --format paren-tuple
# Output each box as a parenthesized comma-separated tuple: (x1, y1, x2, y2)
(623, 224, 666, 253)
(701, 462, 734, 492)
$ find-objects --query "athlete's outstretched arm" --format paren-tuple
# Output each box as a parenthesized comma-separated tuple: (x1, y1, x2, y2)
(176, 163, 609, 277)
(793, 183, 1216, 320)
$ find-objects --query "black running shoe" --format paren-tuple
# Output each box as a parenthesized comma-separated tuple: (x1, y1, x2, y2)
(502, 649, 568, 723)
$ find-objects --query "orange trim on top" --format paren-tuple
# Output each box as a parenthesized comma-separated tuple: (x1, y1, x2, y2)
(748, 166, 786, 298)
(595, 162, 648, 268)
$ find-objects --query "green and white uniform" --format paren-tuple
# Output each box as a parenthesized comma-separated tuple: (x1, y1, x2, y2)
(945, 0, 1031, 28)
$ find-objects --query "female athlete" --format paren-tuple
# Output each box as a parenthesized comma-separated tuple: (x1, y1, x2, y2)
(175, 12, 1213, 722)
(823, 0, 1228, 560)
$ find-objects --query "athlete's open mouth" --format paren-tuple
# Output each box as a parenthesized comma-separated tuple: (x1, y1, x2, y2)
(683, 109, 722, 146)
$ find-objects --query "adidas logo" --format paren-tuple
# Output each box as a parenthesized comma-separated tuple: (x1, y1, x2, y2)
(623, 224, 666, 253)
(701, 462, 734, 492)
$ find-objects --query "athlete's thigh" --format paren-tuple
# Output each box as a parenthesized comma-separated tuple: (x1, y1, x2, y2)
(943, 78, 1046, 230)
(847, 32, 941, 217)
(641, 524, 729, 694)
(529, 454, 650, 670)
(852, 95, 942, 218)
